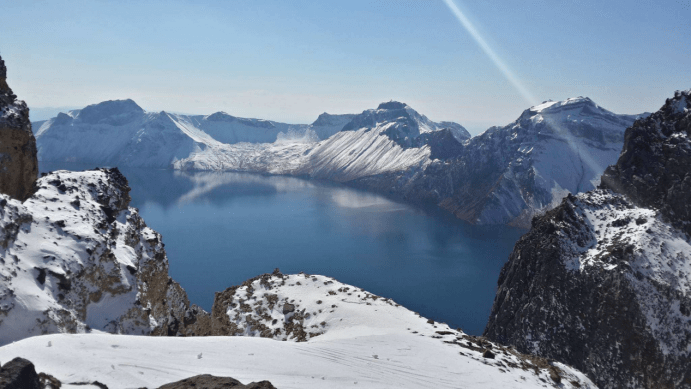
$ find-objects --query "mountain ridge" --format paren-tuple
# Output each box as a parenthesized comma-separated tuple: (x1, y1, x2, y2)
(34, 96, 641, 226)
(484, 90, 691, 389)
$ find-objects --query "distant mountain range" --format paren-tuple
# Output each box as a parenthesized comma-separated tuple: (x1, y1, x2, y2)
(370, 97, 647, 226)
(33, 97, 645, 226)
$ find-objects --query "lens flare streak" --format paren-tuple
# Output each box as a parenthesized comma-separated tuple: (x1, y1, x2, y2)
(442, 0, 612, 198)
(442, 0, 538, 106)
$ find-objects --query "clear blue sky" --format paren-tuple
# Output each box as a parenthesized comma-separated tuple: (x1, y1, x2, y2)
(1, 0, 689, 134)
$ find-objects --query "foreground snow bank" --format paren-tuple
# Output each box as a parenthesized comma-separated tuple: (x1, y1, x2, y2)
(0, 323, 595, 389)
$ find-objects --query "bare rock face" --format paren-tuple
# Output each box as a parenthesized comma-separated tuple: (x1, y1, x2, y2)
(0, 168, 210, 345)
(484, 92, 691, 389)
(600, 90, 691, 235)
(0, 55, 38, 201)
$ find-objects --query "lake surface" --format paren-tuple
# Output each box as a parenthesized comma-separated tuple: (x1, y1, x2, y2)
(40, 163, 525, 335)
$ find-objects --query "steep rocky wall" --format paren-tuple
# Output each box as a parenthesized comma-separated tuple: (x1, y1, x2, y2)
(601, 90, 690, 235)
(484, 91, 691, 389)
(0, 55, 38, 201)
(0, 168, 209, 345)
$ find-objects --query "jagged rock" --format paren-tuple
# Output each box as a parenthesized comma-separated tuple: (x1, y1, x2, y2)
(157, 374, 276, 389)
(0, 357, 40, 389)
(0, 168, 210, 345)
(0, 55, 38, 201)
(601, 90, 691, 235)
(484, 91, 691, 389)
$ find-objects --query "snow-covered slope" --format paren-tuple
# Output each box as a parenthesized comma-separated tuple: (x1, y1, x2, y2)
(175, 101, 470, 182)
(340, 101, 471, 143)
(176, 98, 639, 226)
(0, 271, 597, 388)
(35, 100, 203, 168)
(33, 99, 323, 167)
(382, 97, 644, 227)
(0, 168, 209, 345)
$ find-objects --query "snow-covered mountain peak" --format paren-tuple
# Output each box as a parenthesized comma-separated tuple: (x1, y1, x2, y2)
(75, 99, 144, 126)
(376, 100, 409, 110)
(530, 96, 596, 113)
(203, 111, 276, 129)
(310, 112, 355, 127)
(340, 101, 468, 150)
(508, 96, 637, 146)
(204, 111, 235, 122)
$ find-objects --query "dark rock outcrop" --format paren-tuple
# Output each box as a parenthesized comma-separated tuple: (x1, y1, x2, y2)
(601, 90, 691, 235)
(484, 91, 691, 389)
(0, 55, 38, 201)
(157, 374, 276, 389)
(0, 357, 41, 389)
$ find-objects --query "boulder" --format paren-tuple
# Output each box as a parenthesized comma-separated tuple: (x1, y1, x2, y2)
(0, 357, 40, 389)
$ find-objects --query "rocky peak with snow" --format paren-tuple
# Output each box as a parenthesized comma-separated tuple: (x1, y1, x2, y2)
(516, 96, 640, 144)
(0, 168, 211, 345)
(75, 99, 144, 126)
(310, 112, 356, 127)
(377, 96, 642, 227)
(204, 111, 276, 129)
(306, 112, 357, 140)
(341, 101, 470, 147)
(600, 89, 690, 235)
(193, 269, 595, 388)
(0, 54, 38, 201)
(484, 91, 691, 389)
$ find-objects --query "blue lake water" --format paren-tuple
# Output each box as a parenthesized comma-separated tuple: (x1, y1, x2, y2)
(40, 163, 525, 335)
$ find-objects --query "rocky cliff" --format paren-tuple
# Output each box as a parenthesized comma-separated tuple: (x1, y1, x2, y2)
(484, 91, 691, 389)
(0, 55, 38, 201)
(601, 90, 691, 235)
(0, 168, 210, 345)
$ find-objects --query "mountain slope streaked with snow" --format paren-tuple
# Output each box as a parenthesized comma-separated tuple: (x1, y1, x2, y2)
(170, 98, 641, 226)
(174, 102, 470, 182)
(484, 91, 690, 389)
(376, 97, 645, 226)
(34, 97, 637, 226)
(33, 99, 326, 168)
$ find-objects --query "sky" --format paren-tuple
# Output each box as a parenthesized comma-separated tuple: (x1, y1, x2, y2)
(0, 0, 689, 134)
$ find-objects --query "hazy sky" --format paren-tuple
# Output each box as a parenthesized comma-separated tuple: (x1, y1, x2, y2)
(1, 0, 689, 134)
